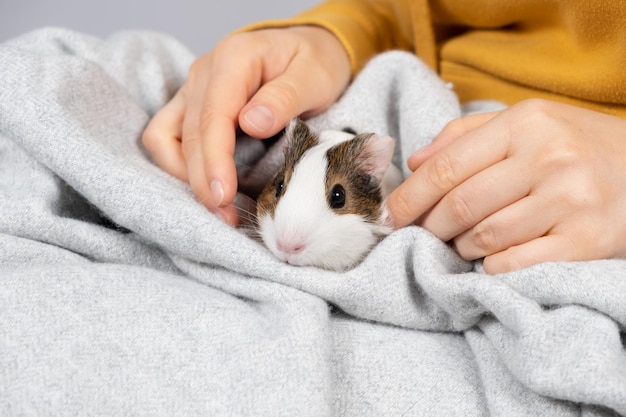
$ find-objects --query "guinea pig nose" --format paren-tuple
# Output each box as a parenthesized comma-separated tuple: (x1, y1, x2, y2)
(276, 239, 305, 255)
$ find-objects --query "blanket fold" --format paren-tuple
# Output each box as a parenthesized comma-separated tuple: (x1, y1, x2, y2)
(1, 28, 625, 416)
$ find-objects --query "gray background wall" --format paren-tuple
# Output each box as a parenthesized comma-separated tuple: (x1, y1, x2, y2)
(1, 0, 318, 55)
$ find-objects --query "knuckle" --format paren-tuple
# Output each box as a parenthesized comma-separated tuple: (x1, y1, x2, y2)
(189, 33, 257, 79)
(264, 78, 300, 112)
(446, 191, 475, 229)
(515, 98, 565, 124)
(539, 142, 575, 167)
(198, 107, 221, 133)
(187, 58, 209, 82)
(213, 33, 251, 57)
(440, 118, 468, 138)
(180, 131, 201, 160)
(516, 99, 564, 134)
(470, 222, 498, 254)
(538, 137, 588, 173)
(565, 178, 602, 208)
(516, 98, 552, 114)
(427, 153, 463, 193)
(516, 107, 590, 174)
(386, 190, 417, 226)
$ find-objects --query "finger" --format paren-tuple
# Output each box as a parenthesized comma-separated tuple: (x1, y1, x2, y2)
(483, 234, 579, 274)
(214, 204, 240, 227)
(452, 194, 556, 261)
(420, 156, 532, 241)
(142, 89, 188, 181)
(239, 53, 347, 137)
(182, 58, 254, 212)
(407, 111, 500, 171)
(386, 113, 512, 228)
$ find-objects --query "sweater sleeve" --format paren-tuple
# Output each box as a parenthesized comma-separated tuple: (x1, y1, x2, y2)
(238, 0, 416, 77)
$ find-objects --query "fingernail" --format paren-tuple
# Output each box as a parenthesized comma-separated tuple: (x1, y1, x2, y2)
(210, 179, 224, 207)
(244, 105, 274, 133)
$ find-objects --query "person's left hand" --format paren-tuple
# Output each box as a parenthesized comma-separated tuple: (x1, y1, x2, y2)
(385, 99, 626, 274)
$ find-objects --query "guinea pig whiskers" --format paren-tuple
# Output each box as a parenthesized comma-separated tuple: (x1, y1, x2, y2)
(233, 193, 262, 234)
(237, 205, 258, 224)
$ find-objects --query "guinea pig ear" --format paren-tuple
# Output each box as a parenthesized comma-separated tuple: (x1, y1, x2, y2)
(357, 134, 396, 182)
(284, 118, 310, 144)
(282, 118, 320, 167)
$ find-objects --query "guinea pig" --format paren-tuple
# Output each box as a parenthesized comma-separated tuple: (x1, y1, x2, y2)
(256, 119, 403, 271)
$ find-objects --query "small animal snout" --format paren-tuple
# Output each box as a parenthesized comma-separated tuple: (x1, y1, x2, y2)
(276, 239, 305, 255)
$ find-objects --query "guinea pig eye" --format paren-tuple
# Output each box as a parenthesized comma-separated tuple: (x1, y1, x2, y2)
(329, 184, 346, 209)
(275, 178, 285, 198)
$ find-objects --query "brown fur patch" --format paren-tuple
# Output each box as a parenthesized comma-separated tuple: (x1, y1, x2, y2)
(325, 134, 383, 223)
(283, 119, 320, 170)
(256, 119, 319, 222)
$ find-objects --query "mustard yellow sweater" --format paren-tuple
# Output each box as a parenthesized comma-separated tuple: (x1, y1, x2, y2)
(244, 0, 626, 117)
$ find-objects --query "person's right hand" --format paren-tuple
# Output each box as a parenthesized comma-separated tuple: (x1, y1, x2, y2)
(142, 26, 351, 225)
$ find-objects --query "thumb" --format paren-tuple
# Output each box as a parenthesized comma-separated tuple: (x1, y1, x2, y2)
(238, 26, 350, 137)
(239, 74, 325, 138)
(239, 59, 349, 138)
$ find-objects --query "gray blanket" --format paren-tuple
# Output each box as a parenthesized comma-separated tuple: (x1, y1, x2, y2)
(1, 28, 625, 416)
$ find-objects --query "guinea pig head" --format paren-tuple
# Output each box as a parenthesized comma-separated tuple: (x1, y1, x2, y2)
(256, 119, 397, 271)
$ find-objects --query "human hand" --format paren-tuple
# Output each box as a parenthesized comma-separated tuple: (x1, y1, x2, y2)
(386, 99, 626, 274)
(142, 26, 351, 225)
